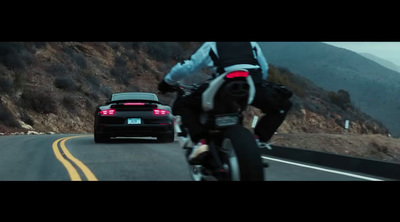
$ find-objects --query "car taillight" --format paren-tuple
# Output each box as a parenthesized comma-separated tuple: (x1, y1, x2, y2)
(99, 109, 116, 115)
(226, 70, 249, 78)
(124, 103, 145, 105)
(153, 109, 170, 115)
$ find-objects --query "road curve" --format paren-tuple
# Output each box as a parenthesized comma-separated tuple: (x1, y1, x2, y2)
(0, 134, 192, 181)
(0, 134, 388, 181)
(61, 135, 192, 181)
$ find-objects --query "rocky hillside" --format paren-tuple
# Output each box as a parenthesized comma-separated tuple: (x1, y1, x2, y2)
(0, 42, 199, 134)
(0, 42, 398, 162)
(242, 65, 389, 136)
(259, 42, 400, 137)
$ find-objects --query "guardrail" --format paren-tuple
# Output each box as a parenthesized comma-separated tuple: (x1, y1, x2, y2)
(260, 145, 400, 180)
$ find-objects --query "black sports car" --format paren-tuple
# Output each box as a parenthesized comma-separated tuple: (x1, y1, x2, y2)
(94, 92, 174, 143)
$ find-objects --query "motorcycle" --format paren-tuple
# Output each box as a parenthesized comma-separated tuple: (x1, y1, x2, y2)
(171, 69, 266, 181)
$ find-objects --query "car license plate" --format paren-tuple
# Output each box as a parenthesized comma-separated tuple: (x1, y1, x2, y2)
(215, 114, 238, 127)
(127, 118, 141, 125)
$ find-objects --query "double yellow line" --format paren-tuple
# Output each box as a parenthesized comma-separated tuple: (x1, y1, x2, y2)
(52, 135, 98, 181)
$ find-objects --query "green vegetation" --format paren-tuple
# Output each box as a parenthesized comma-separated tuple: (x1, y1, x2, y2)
(54, 76, 77, 91)
(110, 55, 134, 85)
(328, 89, 352, 110)
(62, 95, 77, 112)
(20, 88, 58, 114)
(0, 42, 36, 71)
(0, 76, 13, 93)
(144, 42, 186, 62)
(267, 65, 308, 97)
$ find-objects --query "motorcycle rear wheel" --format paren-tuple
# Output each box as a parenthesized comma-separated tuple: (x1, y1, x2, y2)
(222, 125, 265, 181)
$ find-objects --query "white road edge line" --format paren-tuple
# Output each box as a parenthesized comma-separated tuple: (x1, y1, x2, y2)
(262, 156, 384, 181)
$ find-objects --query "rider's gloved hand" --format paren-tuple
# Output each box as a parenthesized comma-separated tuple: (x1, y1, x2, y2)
(158, 79, 177, 94)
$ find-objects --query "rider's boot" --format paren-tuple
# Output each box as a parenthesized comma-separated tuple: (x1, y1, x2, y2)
(188, 139, 209, 165)
(255, 135, 272, 150)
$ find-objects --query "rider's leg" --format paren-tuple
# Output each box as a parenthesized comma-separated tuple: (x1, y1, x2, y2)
(251, 82, 293, 143)
(254, 110, 289, 142)
(172, 85, 210, 164)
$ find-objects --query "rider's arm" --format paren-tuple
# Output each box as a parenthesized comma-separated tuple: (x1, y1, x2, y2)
(252, 42, 269, 80)
(164, 42, 214, 86)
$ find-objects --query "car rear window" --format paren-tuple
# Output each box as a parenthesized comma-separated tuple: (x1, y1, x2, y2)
(111, 93, 158, 101)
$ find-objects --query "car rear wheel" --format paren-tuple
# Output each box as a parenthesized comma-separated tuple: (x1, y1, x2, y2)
(94, 131, 110, 143)
(157, 132, 175, 143)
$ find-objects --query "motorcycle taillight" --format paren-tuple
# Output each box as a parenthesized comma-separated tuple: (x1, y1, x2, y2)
(226, 70, 249, 79)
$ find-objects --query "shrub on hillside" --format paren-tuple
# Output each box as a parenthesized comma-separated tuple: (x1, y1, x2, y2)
(20, 111, 34, 126)
(108, 42, 121, 50)
(63, 46, 87, 69)
(20, 88, 58, 114)
(110, 66, 133, 85)
(13, 71, 27, 92)
(0, 43, 24, 57)
(71, 52, 87, 69)
(145, 42, 186, 63)
(62, 95, 76, 112)
(4, 51, 25, 70)
(110, 55, 134, 85)
(267, 65, 306, 97)
(0, 76, 13, 93)
(85, 98, 96, 111)
(0, 101, 21, 128)
(169, 42, 186, 61)
(20, 49, 35, 66)
(33, 42, 47, 49)
(54, 76, 77, 91)
(328, 89, 352, 110)
(130, 42, 142, 50)
(114, 55, 127, 67)
(82, 72, 100, 89)
(125, 51, 136, 60)
(145, 42, 170, 62)
(100, 86, 112, 98)
(0, 43, 35, 70)
(46, 63, 72, 77)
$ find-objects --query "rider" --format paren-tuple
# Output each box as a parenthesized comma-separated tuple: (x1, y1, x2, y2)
(158, 42, 293, 164)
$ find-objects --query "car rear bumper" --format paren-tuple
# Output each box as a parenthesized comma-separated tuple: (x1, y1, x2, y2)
(96, 123, 174, 137)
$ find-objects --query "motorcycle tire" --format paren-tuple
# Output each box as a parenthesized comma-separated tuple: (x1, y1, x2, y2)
(222, 125, 265, 181)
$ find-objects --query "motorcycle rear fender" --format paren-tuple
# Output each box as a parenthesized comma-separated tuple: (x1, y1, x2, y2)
(202, 69, 255, 112)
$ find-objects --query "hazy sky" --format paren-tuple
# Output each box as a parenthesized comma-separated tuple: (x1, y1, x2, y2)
(324, 42, 400, 66)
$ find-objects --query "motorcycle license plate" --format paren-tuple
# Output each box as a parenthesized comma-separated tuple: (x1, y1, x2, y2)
(215, 114, 238, 127)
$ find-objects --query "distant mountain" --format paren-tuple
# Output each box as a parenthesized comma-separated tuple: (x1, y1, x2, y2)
(359, 52, 400, 73)
(258, 42, 400, 137)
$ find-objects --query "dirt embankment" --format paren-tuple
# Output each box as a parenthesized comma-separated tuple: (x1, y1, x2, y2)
(269, 133, 400, 164)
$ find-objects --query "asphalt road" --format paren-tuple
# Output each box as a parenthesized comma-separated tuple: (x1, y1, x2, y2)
(0, 134, 388, 181)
